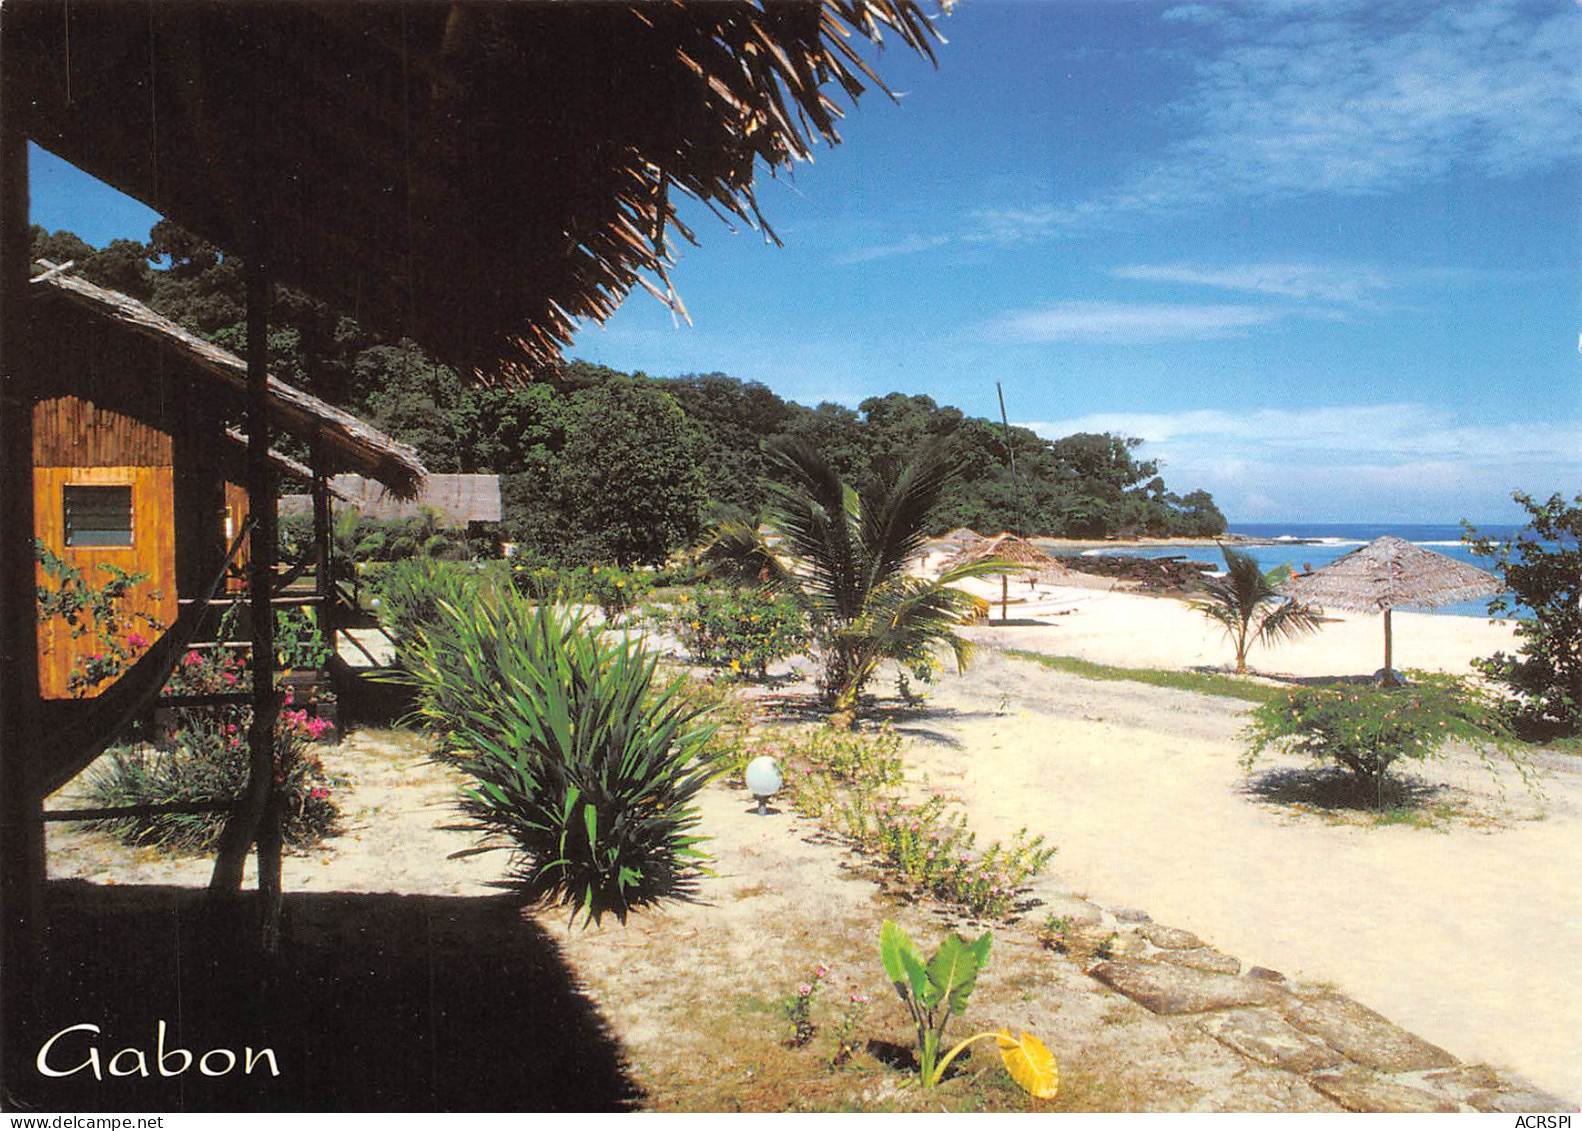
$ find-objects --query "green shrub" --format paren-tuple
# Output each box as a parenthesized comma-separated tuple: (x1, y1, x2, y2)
(667, 585, 810, 679)
(376, 558, 489, 651)
(1466, 492, 1582, 738)
(275, 607, 330, 671)
(398, 595, 720, 923)
(510, 561, 652, 618)
(1242, 672, 1515, 807)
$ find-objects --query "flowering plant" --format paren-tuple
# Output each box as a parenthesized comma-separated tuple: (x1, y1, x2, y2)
(666, 585, 809, 680)
(34, 539, 162, 696)
(783, 963, 828, 1047)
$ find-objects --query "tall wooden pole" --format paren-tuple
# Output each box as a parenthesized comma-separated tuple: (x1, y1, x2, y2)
(209, 248, 283, 949)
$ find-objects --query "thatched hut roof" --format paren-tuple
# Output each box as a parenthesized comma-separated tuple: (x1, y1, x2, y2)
(1279, 536, 1502, 612)
(937, 526, 988, 545)
(222, 428, 349, 500)
(32, 262, 426, 497)
(9, 1, 941, 373)
(281, 474, 502, 528)
(943, 533, 1067, 576)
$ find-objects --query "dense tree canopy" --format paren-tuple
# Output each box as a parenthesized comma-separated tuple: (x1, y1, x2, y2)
(30, 224, 1229, 561)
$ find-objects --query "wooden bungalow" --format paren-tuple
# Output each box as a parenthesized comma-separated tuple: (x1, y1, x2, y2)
(28, 259, 424, 731)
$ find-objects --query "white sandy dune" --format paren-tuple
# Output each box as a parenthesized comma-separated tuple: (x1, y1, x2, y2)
(893, 591, 1578, 1102)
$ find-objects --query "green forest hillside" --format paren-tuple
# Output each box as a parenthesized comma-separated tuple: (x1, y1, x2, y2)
(32, 225, 1227, 564)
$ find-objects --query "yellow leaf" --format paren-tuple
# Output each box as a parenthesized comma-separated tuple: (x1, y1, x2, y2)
(997, 1030, 1059, 1099)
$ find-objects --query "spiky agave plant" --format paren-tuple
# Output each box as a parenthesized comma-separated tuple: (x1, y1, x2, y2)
(400, 594, 719, 924)
(724, 440, 1009, 716)
(1191, 545, 1322, 675)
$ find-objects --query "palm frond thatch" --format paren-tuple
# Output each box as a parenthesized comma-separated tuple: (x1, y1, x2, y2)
(1279, 536, 1503, 611)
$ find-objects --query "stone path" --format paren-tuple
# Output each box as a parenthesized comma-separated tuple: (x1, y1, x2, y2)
(1040, 893, 1571, 1113)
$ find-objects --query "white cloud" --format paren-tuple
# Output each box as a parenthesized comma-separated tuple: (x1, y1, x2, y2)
(1109, 262, 1393, 304)
(990, 301, 1282, 343)
(974, 1, 1582, 237)
(834, 234, 951, 265)
(1025, 402, 1582, 522)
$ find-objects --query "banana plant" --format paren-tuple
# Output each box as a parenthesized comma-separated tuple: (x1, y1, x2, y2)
(880, 921, 1059, 1098)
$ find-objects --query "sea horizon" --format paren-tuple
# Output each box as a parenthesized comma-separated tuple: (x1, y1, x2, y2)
(1083, 520, 1534, 619)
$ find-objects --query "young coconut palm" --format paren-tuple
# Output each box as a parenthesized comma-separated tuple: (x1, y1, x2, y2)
(722, 440, 1011, 716)
(1192, 545, 1323, 675)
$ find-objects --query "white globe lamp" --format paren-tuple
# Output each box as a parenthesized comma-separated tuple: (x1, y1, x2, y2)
(744, 755, 783, 817)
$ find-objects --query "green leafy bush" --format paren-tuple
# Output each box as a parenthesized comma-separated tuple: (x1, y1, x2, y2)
(274, 607, 330, 671)
(510, 561, 652, 618)
(398, 595, 720, 923)
(667, 585, 810, 679)
(1242, 673, 1515, 807)
(375, 558, 490, 652)
(1466, 492, 1582, 738)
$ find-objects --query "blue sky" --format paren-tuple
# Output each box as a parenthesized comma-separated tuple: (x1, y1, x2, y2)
(29, 0, 1581, 525)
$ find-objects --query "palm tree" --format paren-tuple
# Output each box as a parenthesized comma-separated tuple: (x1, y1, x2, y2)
(709, 440, 1009, 716)
(1191, 545, 1322, 675)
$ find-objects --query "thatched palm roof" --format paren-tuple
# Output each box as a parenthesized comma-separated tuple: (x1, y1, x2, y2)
(938, 526, 987, 544)
(32, 262, 426, 496)
(943, 533, 1066, 576)
(222, 428, 349, 500)
(9, 1, 941, 373)
(282, 473, 503, 527)
(1280, 536, 1502, 612)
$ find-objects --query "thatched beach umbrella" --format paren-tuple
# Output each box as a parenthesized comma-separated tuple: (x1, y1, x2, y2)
(943, 533, 1065, 621)
(939, 527, 988, 546)
(1279, 535, 1503, 681)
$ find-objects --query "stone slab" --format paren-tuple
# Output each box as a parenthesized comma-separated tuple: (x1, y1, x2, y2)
(1040, 895, 1104, 926)
(1310, 1072, 1459, 1113)
(1159, 946, 1240, 975)
(1197, 1008, 1344, 1074)
(1468, 1087, 1576, 1114)
(1282, 995, 1457, 1072)
(1138, 922, 1201, 949)
(1114, 907, 1152, 923)
(1088, 957, 1285, 1015)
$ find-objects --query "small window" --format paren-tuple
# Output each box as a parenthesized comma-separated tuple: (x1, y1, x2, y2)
(64, 485, 133, 547)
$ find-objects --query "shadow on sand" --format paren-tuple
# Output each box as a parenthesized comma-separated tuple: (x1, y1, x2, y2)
(1240, 765, 1444, 811)
(4, 882, 642, 1112)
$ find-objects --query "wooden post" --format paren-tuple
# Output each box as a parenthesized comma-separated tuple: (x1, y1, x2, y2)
(1381, 606, 1397, 687)
(0, 98, 46, 1062)
(209, 249, 283, 950)
(311, 430, 334, 646)
(1001, 574, 1008, 621)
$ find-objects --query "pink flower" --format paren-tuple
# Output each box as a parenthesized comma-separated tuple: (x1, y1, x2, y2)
(814, 963, 829, 979)
(221, 671, 238, 685)
(127, 632, 148, 649)
(797, 983, 813, 997)
(311, 787, 330, 800)
(225, 724, 238, 735)
(183, 651, 203, 667)
(848, 992, 870, 1004)
(305, 717, 332, 739)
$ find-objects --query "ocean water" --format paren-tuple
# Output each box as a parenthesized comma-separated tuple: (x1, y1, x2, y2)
(1075, 522, 1531, 619)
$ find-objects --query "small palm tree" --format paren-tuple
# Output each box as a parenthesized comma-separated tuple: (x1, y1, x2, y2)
(1191, 545, 1322, 675)
(709, 440, 1008, 716)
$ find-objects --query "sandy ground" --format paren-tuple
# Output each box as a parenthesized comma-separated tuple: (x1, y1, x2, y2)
(949, 578, 1521, 681)
(891, 599, 1578, 1102)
